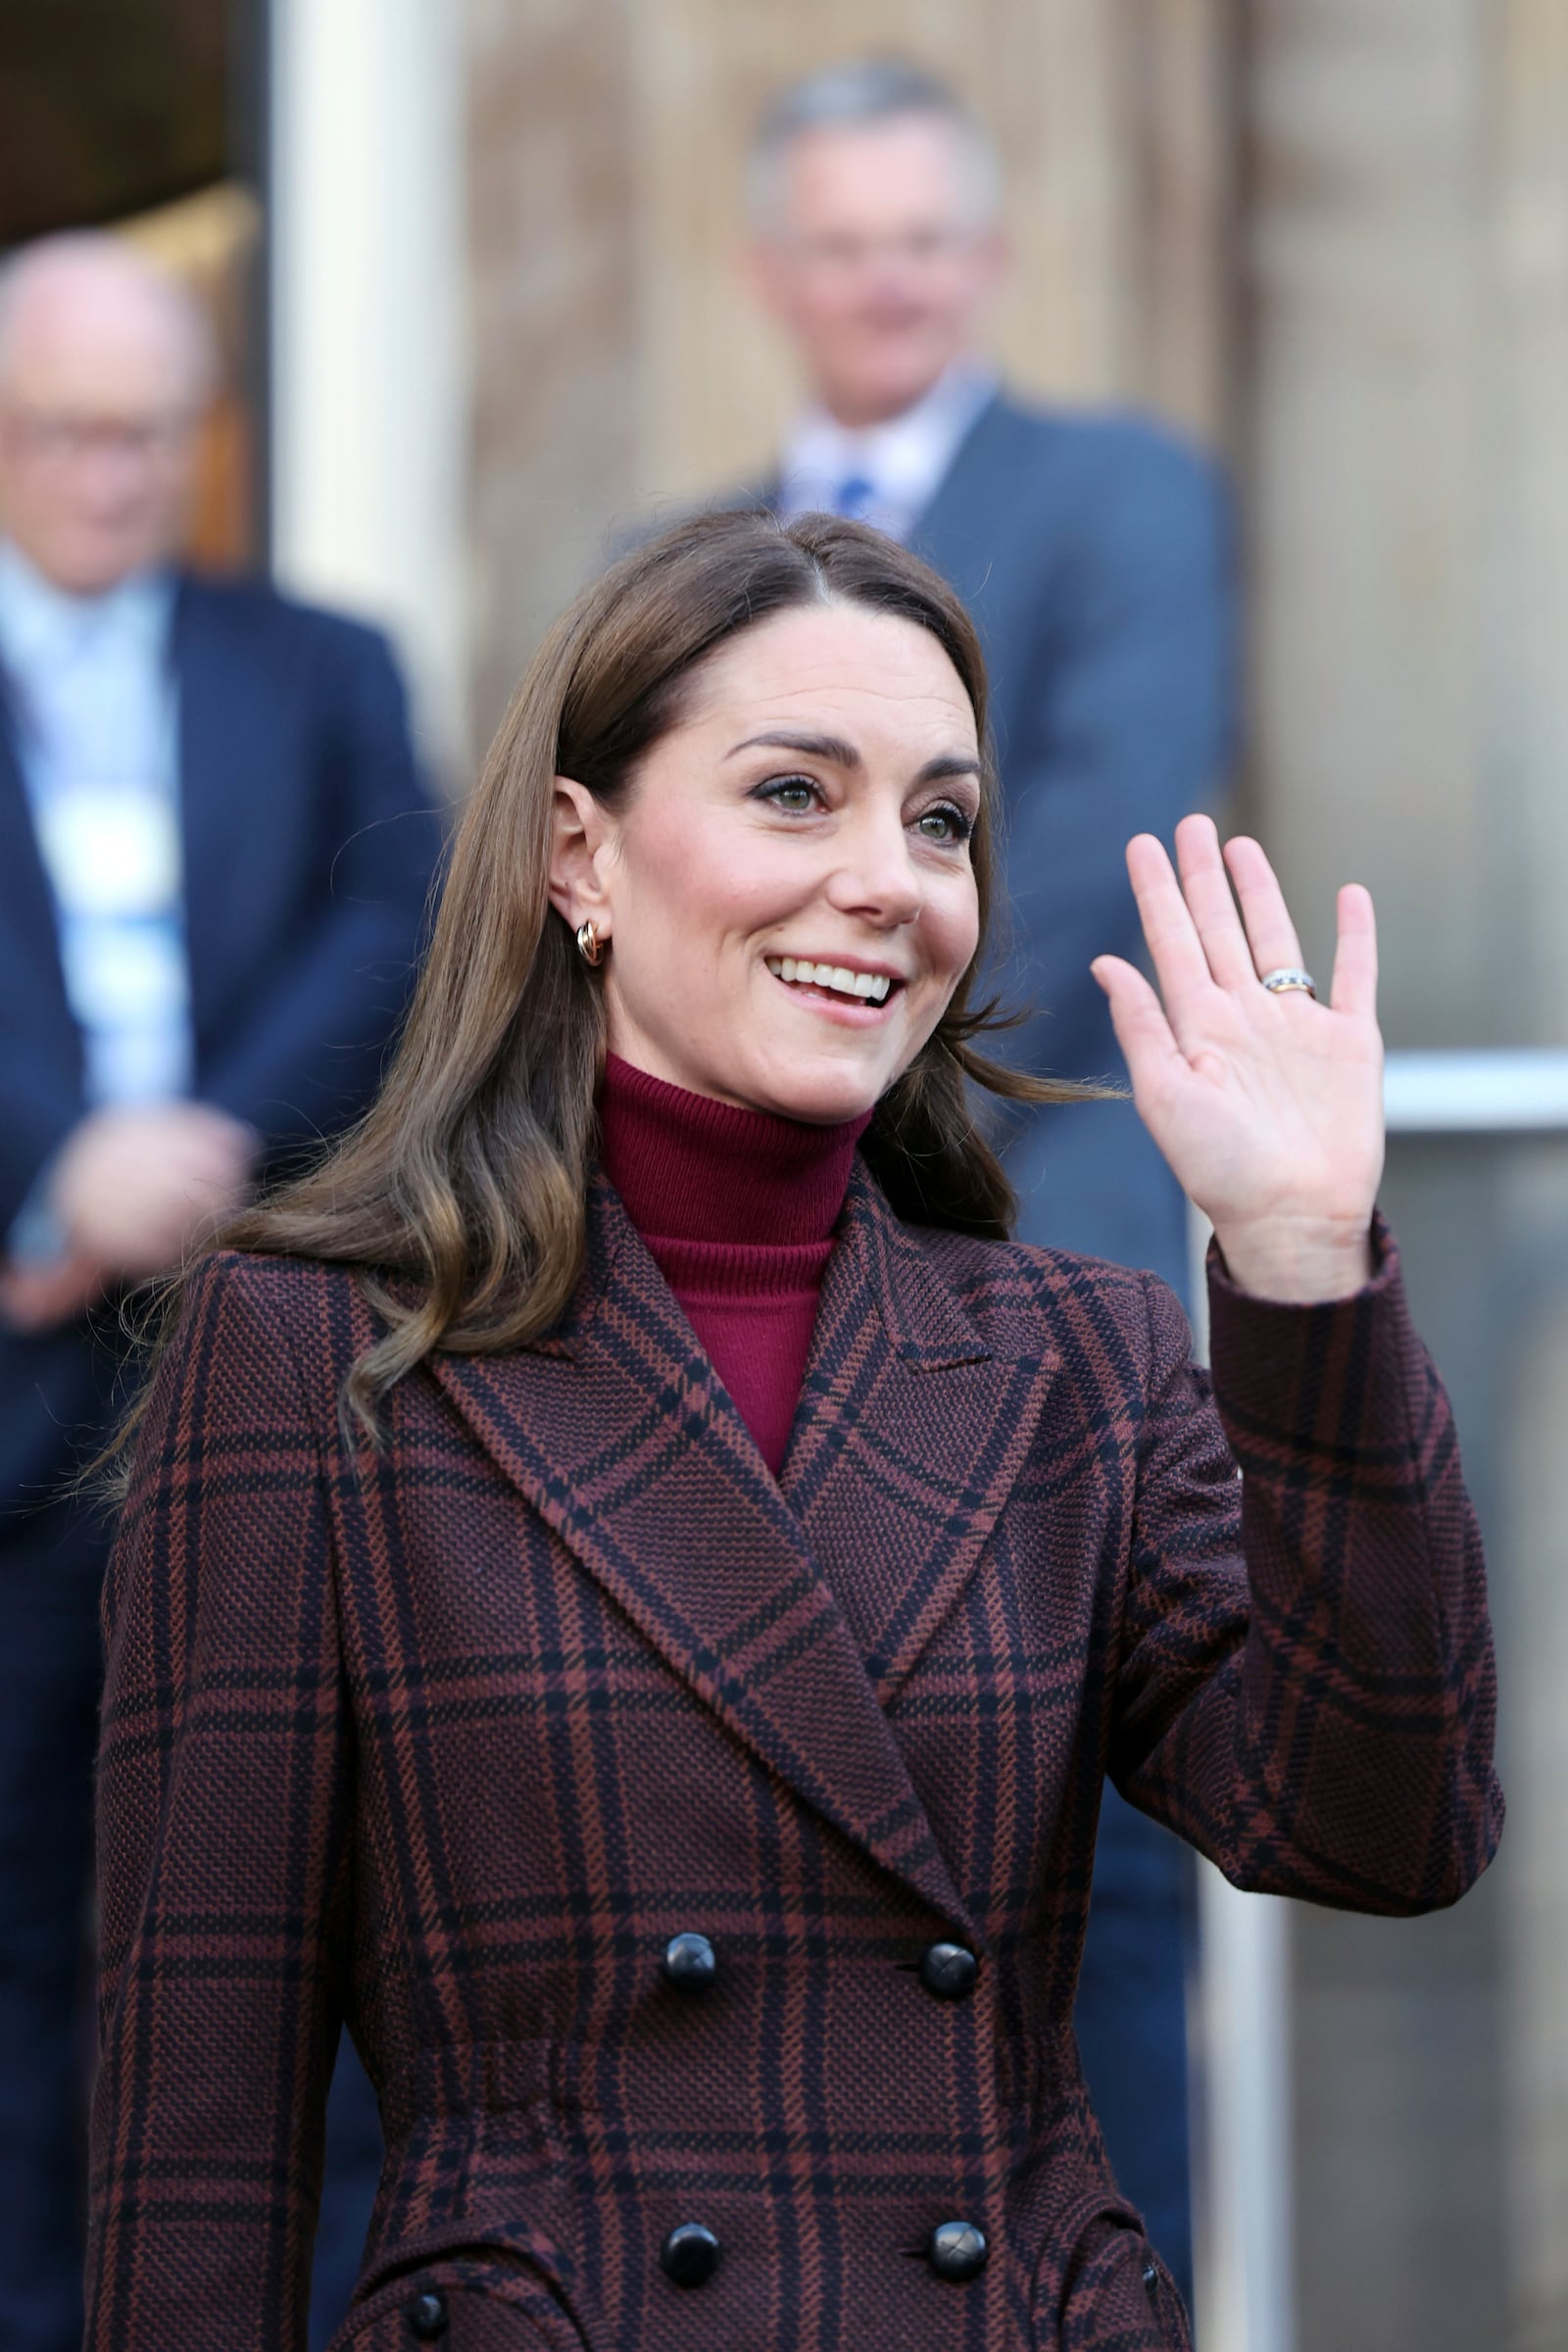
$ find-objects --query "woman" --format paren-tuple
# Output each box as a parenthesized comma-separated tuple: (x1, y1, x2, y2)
(88, 512, 1500, 2351)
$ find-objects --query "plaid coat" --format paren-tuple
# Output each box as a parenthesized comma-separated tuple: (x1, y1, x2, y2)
(89, 1167, 1501, 2351)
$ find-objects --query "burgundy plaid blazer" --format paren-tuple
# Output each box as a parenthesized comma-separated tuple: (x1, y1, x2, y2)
(89, 1166, 1501, 2351)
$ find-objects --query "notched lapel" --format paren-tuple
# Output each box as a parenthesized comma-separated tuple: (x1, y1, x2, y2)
(783, 1169, 1060, 1703)
(428, 1181, 973, 1936)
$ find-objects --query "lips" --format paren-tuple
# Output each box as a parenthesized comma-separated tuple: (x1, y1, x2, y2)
(764, 956, 899, 1004)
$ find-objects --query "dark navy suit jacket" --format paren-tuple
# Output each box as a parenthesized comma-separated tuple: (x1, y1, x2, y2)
(910, 394, 1235, 1295)
(0, 572, 442, 1504)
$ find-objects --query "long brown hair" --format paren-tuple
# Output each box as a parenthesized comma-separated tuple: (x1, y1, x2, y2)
(207, 510, 1100, 1442)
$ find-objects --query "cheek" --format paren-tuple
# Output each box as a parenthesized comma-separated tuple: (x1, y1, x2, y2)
(614, 811, 796, 963)
(925, 872, 981, 988)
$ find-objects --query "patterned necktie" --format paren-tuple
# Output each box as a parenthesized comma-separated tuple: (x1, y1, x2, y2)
(831, 473, 876, 521)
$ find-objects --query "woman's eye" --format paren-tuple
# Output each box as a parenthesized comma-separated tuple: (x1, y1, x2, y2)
(916, 804, 974, 845)
(756, 776, 821, 813)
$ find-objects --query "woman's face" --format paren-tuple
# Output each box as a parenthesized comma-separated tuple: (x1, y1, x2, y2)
(551, 602, 983, 1124)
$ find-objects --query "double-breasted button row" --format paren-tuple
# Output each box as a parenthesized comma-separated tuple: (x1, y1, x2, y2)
(658, 2217, 988, 2292)
(655, 1934, 985, 2293)
(658, 1940, 721, 2288)
(663, 1931, 980, 2001)
(915, 1944, 984, 2282)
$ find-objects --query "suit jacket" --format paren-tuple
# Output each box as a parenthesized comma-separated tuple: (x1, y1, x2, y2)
(0, 571, 441, 1502)
(743, 391, 1236, 1308)
(89, 1170, 1500, 2351)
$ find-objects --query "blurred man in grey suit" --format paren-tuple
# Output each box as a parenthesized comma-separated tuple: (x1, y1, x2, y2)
(716, 59, 1238, 2308)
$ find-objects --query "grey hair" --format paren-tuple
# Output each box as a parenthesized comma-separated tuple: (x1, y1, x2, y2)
(0, 231, 218, 404)
(748, 58, 1002, 236)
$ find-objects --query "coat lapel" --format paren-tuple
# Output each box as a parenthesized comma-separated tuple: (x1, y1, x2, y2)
(0, 682, 77, 1060)
(172, 577, 240, 1034)
(781, 1167, 1061, 1704)
(428, 1179, 974, 1936)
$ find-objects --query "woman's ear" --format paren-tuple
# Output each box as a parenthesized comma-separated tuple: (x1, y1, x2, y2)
(547, 777, 613, 937)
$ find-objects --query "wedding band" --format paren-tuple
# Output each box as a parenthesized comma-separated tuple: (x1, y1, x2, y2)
(1260, 965, 1316, 998)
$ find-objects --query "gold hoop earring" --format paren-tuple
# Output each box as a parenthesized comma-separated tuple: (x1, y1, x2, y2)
(575, 919, 606, 967)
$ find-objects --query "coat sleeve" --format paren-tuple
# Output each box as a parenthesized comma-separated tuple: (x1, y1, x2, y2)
(198, 623, 443, 1167)
(1108, 1221, 1503, 1913)
(88, 1253, 351, 2350)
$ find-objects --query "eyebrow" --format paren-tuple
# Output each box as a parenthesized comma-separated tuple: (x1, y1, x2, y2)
(726, 730, 982, 787)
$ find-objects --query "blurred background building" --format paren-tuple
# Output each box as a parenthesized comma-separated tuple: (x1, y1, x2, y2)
(5, 3, 1567, 2347)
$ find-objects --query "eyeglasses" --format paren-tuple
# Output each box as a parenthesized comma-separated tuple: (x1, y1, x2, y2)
(783, 225, 981, 273)
(0, 411, 200, 465)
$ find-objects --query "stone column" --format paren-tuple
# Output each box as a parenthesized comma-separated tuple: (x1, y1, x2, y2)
(466, 0, 639, 746)
(270, 0, 468, 773)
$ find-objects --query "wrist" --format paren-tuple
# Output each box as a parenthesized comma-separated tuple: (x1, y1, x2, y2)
(1211, 1211, 1375, 1304)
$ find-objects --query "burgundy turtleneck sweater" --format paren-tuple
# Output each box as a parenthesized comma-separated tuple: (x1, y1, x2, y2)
(598, 1055, 870, 1475)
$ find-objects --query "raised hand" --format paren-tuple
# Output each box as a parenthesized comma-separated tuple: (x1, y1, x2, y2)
(1091, 813, 1384, 1303)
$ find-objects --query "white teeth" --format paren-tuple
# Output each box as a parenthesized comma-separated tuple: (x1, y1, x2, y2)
(764, 956, 895, 1003)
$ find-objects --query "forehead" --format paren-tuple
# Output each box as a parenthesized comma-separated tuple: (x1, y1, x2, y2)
(0, 272, 204, 413)
(680, 602, 979, 752)
(776, 115, 971, 231)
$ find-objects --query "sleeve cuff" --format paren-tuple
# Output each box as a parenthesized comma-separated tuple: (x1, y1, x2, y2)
(1204, 1209, 1411, 1443)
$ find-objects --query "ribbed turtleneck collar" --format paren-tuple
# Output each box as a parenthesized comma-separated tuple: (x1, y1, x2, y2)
(598, 1054, 870, 1250)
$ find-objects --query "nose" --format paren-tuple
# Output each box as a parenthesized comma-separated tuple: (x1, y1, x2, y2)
(823, 802, 923, 929)
(80, 441, 154, 514)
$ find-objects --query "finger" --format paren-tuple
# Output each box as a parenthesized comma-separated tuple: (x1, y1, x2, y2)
(1222, 834, 1306, 982)
(1123, 833, 1219, 1041)
(1329, 882, 1378, 1019)
(1174, 812, 1256, 991)
(1093, 954, 1189, 1104)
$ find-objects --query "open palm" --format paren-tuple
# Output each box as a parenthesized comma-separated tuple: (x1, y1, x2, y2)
(1092, 815, 1385, 1303)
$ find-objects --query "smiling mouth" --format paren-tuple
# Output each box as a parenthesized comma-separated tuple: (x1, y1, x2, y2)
(764, 956, 900, 1004)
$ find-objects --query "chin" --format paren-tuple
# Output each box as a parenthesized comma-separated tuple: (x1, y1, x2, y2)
(849, 341, 951, 415)
(752, 1059, 889, 1129)
(52, 548, 134, 597)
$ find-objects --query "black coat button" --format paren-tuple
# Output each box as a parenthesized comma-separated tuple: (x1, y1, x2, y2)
(407, 2291, 448, 2340)
(662, 1932, 717, 1991)
(919, 1941, 979, 1999)
(660, 2221, 722, 2287)
(927, 2219, 988, 2281)
(1143, 2259, 1161, 2304)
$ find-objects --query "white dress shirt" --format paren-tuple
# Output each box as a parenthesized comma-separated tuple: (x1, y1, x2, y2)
(776, 360, 998, 543)
(0, 540, 189, 1260)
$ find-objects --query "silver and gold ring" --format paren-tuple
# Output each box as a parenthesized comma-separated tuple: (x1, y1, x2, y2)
(1260, 965, 1316, 999)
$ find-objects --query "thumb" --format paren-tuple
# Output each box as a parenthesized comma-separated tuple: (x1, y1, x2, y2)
(1092, 956, 1183, 1098)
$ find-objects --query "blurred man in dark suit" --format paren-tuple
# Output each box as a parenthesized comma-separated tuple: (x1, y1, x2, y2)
(0, 233, 438, 2352)
(716, 59, 1237, 2308)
